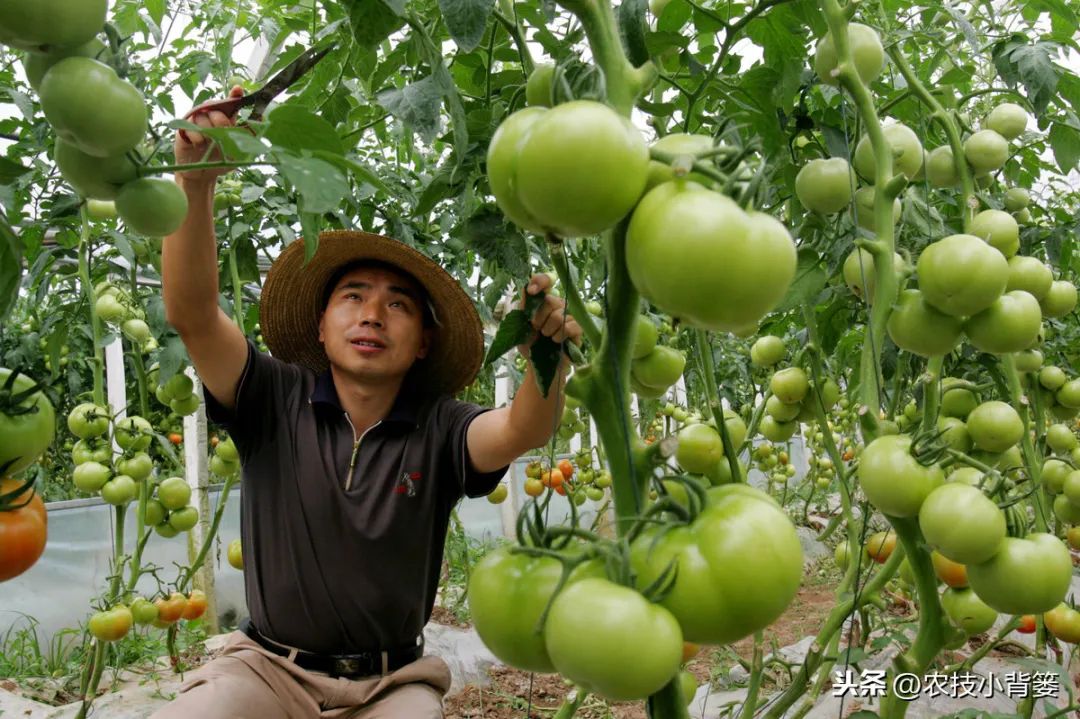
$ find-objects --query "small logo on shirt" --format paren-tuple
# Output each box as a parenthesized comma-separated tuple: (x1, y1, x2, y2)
(394, 471, 422, 497)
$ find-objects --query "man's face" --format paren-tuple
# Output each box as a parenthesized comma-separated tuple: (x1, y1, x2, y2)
(318, 265, 431, 385)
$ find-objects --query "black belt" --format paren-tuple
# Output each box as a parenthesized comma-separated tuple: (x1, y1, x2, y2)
(238, 618, 423, 678)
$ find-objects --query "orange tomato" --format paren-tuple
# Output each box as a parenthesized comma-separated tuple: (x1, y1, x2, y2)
(1017, 614, 1037, 634)
(182, 589, 208, 620)
(554, 484, 567, 496)
(865, 530, 897, 564)
(0, 478, 48, 582)
(931, 550, 968, 588)
(549, 468, 565, 487)
(557, 459, 575, 479)
(540, 471, 551, 487)
(210, 435, 220, 447)
(168, 433, 183, 445)
(681, 642, 702, 662)
(154, 592, 188, 624)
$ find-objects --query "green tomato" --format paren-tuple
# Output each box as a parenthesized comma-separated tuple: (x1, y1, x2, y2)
(964, 290, 1042, 355)
(1044, 603, 1080, 644)
(626, 181, 797, 332)
(917, 233, 1008, 317)
(215, 437, 239, 462)
(168, 506, 199, 531)
(965, 401, 1023, 452)
(1043, 459, 1070, 494)
(770, 367, 809, 405)
(813, 23, 884, 86)
(941, 384, 977, 419)
(544, 577, 683, 701)
(1014, 207, 1032, 224)
(886, 289, 962, 357)
(94, 294, 127, 324)
(154, 522, 180, 538)
(758, 415, 797, 442)
(39, 58, 146, 158)
(87, 605, 133, 643)
(100, 475, 136, 505)
(1040, 281, 1077, 319)
(513, 101, 649, 237)
(853, 123, 924, 181)
(1005, 256, 1053, 301)
(73, 461, 111, 492)
(967, 534, 1072, 615)
(170, 392, 201, 416)
(24, 37, 108, 91)
(631, 484, 802, 645)
(676, 423, 723, 474)
(130, 597, 159, 625)
(0, 0, 107, 52)
(964, 130, 1009, 175)
(633, 315, 659, 359)
(795, 158, 854, 214)
(1003, 187, 1030, 211)
(941, 587, 998, 636)
(857, 434, 944, 517)
(121, 318, 152, 344)
(925, 146, 959, 188)
(1052, 493, 1080, 525)
(71, 439, 110, 466)
(486, 107, 547, 233)
(114, 415, 153, 451)
(116, 178, 189, 237)
(645, 133, 718, 190)
(524, 63, 554, 107)
(968, 210, 1020, 258)
(853, 186, 901, 232)
(1047, 423, 1078, 454)
(984, 103, 1028, 140)
(750, 335, 785, 367)
(936, 416, 972, 453)
(918, 483, 1005, 564)
(156, 476, 191, 510)
(631, 345, 686, 390)
(0, 369, 56, 475)
(209, 454, 240, 477)
(116, 451, 153, 481)
(834, 541, 851, 570)
(143, 498, 166, 526)
(67, 402, 109, 439)
(842, 248, 903, 304)
(766, 394, 801, 422)
(1040, 365, 1067, 390)
(1013, 349, 1043, 372)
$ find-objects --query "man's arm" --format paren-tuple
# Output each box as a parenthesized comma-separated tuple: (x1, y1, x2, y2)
(466, 275, 582, 474)
(162, 89, 249, 411)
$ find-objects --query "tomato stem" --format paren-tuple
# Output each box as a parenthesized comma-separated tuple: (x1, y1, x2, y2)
(549, 242, 602, 348)
(694, 330, 744, 483)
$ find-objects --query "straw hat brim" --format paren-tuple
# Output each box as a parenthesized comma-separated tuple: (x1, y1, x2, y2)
(260, 230, 484, 395)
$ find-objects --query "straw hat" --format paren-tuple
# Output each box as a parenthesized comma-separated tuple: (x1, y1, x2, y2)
(260, 229, 484, 395)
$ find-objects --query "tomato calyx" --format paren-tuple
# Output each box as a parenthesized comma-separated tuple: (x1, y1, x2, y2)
(0, 368, 50, 419)
(0, 474, 38, 512)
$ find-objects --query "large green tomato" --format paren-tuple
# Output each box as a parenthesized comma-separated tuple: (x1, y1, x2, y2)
(886, 289, 962, 357)
(100, 475, 137, 506)
(676, 423, 723, 474)
(71, 439, 110, 466)
(964, 130, 1009, 175)
(759, 415, 797, 442)
(116, 179, 189, 237)
(770, 367, 808, 404)
(646, 133, 717, 189)
(66, 402, 109, 439)
(967, 534, 1072, 614)
(39, 58, 147, 158)
(114, 415, 153, 451)
(842, 248, 903, 303)
(937, 416, 972, 452)
(964, 290, 1042, 355)
(24, 38, 107, 91)
(853, 186, 901, 232)
(1052, 494, 1080, 525)
(1044, 603, 1080, 644)
(750, 335, 785, 367)
(514, 101, 649, 237)
(968, 210, 1019, 258)
(1003, 187, 1030, 211)
(795, 158, 854, 214)
(525, 63, 554, 107)
(631, 484, 802, 645)
(941, 380, 977, 419)
(156, 476, 191, 510)
(941, 587, 998, 636)
(813, 23, 884, 86)
(54, 139, 140, 200)
(918, 483, 1005, 564)
(0, 0, 107, 52)
(627, 181, 796, 331)
(544, 578, 683, 701)
(1006, 256, 1053, 301)
(925, 146, 959, 188)
(1040, 365, 1067, 390)
(985, 103, 1028, 140)
(853, 123, 924, 181)
(116, 451, 153, 481)
(632, 345, 685, 390)
(766, 395, 800, 422)
(1045, 460, 1073, 495)
(1041, 280, 1077, 319)
(917, 234, 1008, 317)
(857, 434, 944, 517)
(965, 400, 1023, 452)
(633, 315, 659, 359)
(73, 461, 110, 492)
(0, 369, 56, 476)
(487, 107, 547, 233)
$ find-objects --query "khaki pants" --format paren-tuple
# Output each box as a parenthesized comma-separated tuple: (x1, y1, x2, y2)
(150, 630, 452, 719)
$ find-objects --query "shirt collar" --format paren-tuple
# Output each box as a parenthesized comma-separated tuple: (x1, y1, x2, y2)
(309, 370, 420, 428)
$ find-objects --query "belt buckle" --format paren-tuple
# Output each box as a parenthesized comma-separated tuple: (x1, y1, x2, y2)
(330, 655, 368, 678)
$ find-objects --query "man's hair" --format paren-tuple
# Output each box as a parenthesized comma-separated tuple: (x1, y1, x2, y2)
(320, 259, 438, 328)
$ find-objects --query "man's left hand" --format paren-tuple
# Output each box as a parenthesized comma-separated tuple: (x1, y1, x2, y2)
(522, 273, 583, 349)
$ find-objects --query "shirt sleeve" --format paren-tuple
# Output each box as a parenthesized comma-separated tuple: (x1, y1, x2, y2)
(202, 339, 302, 460)
(438, 398, 511, 498)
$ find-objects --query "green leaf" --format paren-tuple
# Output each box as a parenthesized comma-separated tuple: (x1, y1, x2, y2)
(263, 105, 344, 155)
(457, 206, 530, 277)
(529, 334, 563, 398)
(376, 75, 444, 142)
(1048, 121, 1080, 173)
(341, 0, 405, 47)
(776, 249, 827, 313)
(618, 0, 650, 67)
(0, 211, 22, 323)
(156, 335, 188, 386)
(439, 0, 495, 53)
(992, 38, 1061, 115)
(276, 153, 349, 214)
(0, 156, 30, 185)
(145, 0, 167, 26)
(484, 309, 532, 365)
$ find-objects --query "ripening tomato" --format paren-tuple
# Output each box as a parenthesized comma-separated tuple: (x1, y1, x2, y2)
(1017, 614, 1037, 634)
(0, 478, 48, 582)
(88, 605, 133, 642)
(931, 550, 969, 588)
(227, 538, 243, 570)
(865, 530, 896, 563)
(182, 589, 208, 620)
(154, 592, 188, 624)
(1044, 604, 1080, 643)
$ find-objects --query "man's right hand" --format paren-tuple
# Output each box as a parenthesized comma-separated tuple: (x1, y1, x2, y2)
(174, 86, 245, 185)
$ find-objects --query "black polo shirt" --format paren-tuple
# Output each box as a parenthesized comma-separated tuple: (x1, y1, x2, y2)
(203, 341, 507, 653)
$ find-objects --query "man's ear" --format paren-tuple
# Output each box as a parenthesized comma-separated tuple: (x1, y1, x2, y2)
(416, 327, 432, 360)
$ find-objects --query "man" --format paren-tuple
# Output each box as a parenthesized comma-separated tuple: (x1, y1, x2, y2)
(151, 92, 582, 718)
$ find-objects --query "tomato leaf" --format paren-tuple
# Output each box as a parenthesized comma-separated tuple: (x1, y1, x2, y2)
(263, 105, 344, 155)
(0, 211, 22, 324)
(458, 206, 530, 277)
(484, 309, 532, 366)
(376, 75, 445, 142)
(340, 0, 405, 47)
(276, 154, 349, 215)
(1048, 122, 1080, 174)
(439, 0, 495, 54)
(528, 334, 563, 398)
(0, 157, 30, 186)
(617, 0, 650, 68)
(775, 249, 827, 313)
